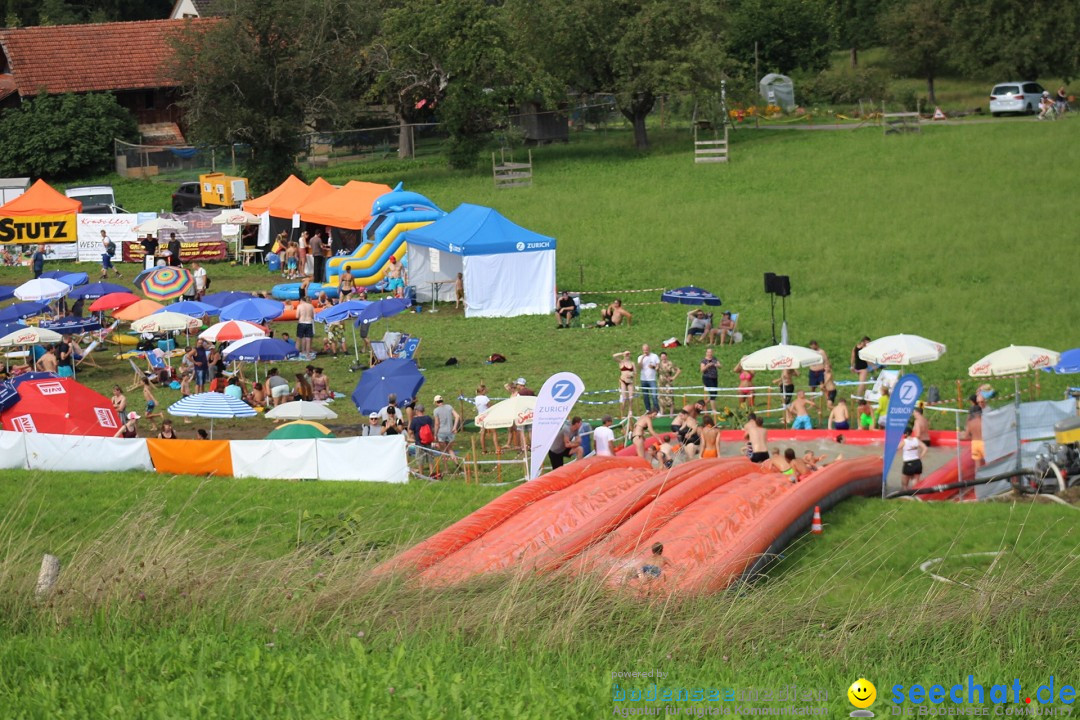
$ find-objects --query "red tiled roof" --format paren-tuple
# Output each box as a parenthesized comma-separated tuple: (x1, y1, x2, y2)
(0, 73, 16, 102)
(0, 19, 215, 97)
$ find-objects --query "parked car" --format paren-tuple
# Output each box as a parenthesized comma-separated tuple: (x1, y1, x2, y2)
(171, 181, 203, 212)
(989, 81, 1046, 116)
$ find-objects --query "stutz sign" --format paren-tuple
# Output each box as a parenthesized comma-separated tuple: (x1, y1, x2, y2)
(0, 214, 77, 243)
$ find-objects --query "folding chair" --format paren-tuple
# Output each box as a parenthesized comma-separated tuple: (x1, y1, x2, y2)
(128, 358, 154, 390)
(369, 341, 391, 367)
(75, 340, 101, 368)
(397, 336, 421, 362)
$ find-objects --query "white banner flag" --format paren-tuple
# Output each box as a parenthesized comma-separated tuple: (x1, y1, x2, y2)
(75, 213, 142, 262)
(528, 371, 585, 480)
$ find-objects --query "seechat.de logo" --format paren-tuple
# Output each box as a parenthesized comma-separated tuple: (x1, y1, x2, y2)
(551, 380, 577, 403)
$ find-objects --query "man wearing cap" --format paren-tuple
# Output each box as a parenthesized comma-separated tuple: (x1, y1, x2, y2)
(432, 395, 461, 458)
(515, 378, 534, 397)
(114, 411, 140, 438)
(409, 403, 436, 477)
(362, 412, 384, 436)
(594, 415, 616, 456)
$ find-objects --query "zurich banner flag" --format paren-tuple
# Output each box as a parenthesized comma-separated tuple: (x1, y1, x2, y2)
(529, 372, 585, 480)
(882, 373, 923, 495)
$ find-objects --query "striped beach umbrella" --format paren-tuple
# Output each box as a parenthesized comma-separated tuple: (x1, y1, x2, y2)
(200, 320, 267, 343)
(139, 266, 195, 301)
(167, 391, 256, 439)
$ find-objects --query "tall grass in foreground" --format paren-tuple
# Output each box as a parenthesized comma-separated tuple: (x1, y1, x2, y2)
(1, 482, 1079, 716)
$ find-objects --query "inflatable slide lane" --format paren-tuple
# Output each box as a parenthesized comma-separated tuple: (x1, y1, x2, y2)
(382, 455, 882, 594)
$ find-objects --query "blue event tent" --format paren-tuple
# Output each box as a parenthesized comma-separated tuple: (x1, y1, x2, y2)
(401, 203, 556, 318)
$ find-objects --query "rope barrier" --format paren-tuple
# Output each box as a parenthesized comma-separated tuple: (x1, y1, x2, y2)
(563, 287, 666, 295)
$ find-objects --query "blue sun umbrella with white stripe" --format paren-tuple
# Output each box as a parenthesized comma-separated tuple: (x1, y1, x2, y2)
(167, 391, 256, 439)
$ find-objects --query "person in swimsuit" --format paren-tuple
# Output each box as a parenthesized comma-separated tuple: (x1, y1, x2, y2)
(851, 336, 871, 399)
(310, 367, 330, 401)
(157, 420, 178, 439)
(677, 405, 702, 458)
(338, 268, 355, 303)
(735, 363, 755, 408)
(699, 415, 720, 458)
(110, 385, 127, 416)
(744, 413, 769, 463)
(631, 409, 660, 458)
(613, 350, 636, 416)
(789, 389, 813, 430)
(114, 411, 140, 438)
(386, 256, 405, 297)
(772, 449, 796, 478)
(640, 542, 671, 580)
(775, 367, 798, 408)
(857, 399, 875, 430)
(142, 378, 162, 426)
(829, 397, 850, 430)
(807, 340, 829, 393)
(823, 368, 838, 408)
(657, 352, 681, 415)
(912, 405, 931, 446)
(899, 429, 927, 490)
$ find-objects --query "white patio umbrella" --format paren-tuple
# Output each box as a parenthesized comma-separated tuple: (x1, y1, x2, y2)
(14, 278, 70, 302)
(133, 217, 187, 234)
(168, 391, 257, 439)
(210, 209, 260, 225)
(859, 334, 946, 366)
(475, 396, 536, 429)
(131, 312, 200, 334)
(265, 400, 339, 421)
(969, 345, 1061, 472)
(0, 325, 62, 347)
(737, 343, 823, 371)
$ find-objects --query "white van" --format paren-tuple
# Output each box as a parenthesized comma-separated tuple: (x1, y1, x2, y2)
(65, 185, 125, 213)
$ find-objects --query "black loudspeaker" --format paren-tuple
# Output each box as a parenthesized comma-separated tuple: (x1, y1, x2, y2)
(775, 275, 791, 297)
(764, 272, 777, 294)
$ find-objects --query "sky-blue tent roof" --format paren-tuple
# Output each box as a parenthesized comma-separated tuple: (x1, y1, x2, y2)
(402, 203, 555, 256)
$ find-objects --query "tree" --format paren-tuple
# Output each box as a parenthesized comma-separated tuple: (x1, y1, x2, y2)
(170, 0, 370, 191)
(0, 92, 135, 179)
(512, 0, 728, 151)
(879, 0, 953, 106)
(827, 0, 894, 68)
(949, 0, 1080, 81)
(371, 0, 538, 169)
(727, 0, 833, 75)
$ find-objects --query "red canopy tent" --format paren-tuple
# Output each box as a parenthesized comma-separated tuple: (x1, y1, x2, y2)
(1, 376, 120, 436)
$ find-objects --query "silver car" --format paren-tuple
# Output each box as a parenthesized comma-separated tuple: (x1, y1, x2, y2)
(989, 81, 1045, 116)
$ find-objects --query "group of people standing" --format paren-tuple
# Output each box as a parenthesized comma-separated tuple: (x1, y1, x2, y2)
(274, 228, 330, 282)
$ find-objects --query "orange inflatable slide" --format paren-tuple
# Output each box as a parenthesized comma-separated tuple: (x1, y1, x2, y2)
(380, 455, 884, 593)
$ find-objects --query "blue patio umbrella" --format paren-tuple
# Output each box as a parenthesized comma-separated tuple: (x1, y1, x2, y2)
(202, 291, 257, 308)
(1042, 348, 1080, 375)
(0, 302, 49, 323)
(352, 297, 411, 327)
(0, 285, 15, 302)
(40, 316, 102, 334)
(351, 358, 425, 414)
(41, 271, 88, 287)
(69, 282, 129, 300)
(219, 298, 285, 324)
(316, 300, 373, 362)
(0, 371, 60, 402)
(660, 285, 722, 306)
(156, 301, 218, 318)
(660, 285, 722, 340)
(222, 337, 299, 363)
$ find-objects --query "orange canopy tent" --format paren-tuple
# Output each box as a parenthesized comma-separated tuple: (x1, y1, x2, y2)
(242, 175, 308, 216)
(268, 176, 336, 221)
(0, 179, 81, 215)
(297, 180, 391, 230)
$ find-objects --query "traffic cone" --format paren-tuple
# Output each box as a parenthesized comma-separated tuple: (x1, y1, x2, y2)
(811, 506, 823, 535)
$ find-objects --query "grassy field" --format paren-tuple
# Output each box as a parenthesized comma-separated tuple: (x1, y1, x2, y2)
(1, 117, 1079, 717)
(1, 471, 1079, 716)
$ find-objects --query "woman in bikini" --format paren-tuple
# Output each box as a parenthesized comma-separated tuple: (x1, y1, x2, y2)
(631, 409, 660, 458)
(310, 367, 330, 401)
(613, 350, 636, 417)
(734, 363, 755, 408)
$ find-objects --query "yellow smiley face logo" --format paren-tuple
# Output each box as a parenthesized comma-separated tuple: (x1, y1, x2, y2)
(848, 678, 876, 709)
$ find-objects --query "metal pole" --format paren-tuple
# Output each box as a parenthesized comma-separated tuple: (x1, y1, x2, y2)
(1014, 376, 1022, 473)
(754, 43, 760, 130)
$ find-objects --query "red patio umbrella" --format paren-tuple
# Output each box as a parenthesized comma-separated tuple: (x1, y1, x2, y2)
(1, 376, 120, 436)
(89, 292, 140, 313)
